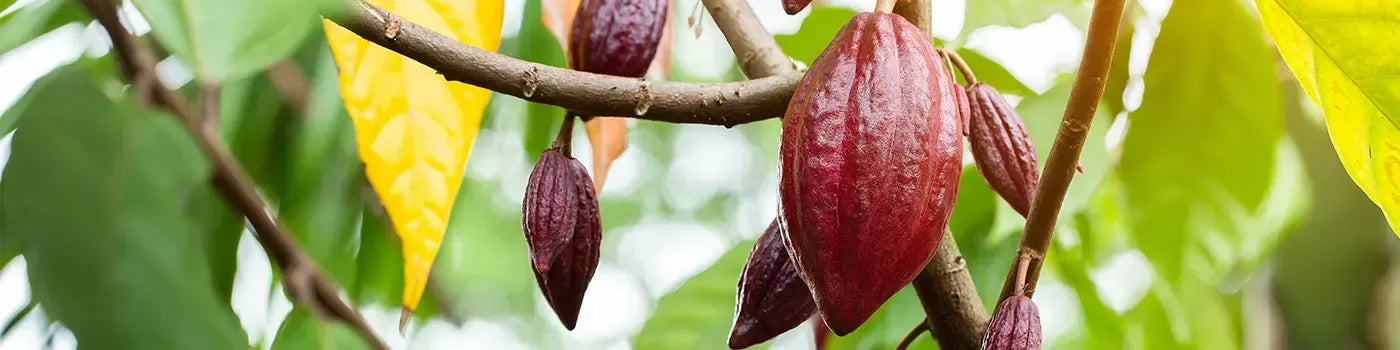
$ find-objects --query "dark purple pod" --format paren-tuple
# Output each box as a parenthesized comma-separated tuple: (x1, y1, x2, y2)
(523, 149, 602, 330)
(569, 0, 668, 78)
(728, 221, 817, 349)
(778, 12, 962, 335)
(967, 82, 1039, 217)
(782, 0, 812, 15)
(981, 295, 1042, 350)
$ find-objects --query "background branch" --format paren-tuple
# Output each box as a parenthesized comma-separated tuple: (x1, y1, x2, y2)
(699, 0, 794, 78)
(77, 1, 386, 348)
(324, 1, 801, 127)
(996, 0, 1127, 302)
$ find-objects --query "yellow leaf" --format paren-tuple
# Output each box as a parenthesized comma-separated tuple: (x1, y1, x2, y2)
(322, 0, 503, 310)
(1257, 0, 1400, 235)
(584, 117, 630, 190)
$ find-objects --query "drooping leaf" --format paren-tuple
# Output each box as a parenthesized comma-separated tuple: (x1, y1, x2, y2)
(585, 117, 629, 190)
(962, 0, 1090, 36)
(271, 307, 371, 350)
(130, 0, 326, 82)
(0, 67, 245, 349)
(322, 0, 505, 311)
(0, 0, 87, 55)
(1119, 0, 1301, 281)
(635, 240, 761, 349)
(1257, 0, 1400, 236)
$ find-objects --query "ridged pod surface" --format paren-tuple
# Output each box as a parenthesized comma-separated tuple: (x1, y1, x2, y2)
(728, 221, 817, 349)
(777, 12, 962, 335)
(981, 295, 1042, 350)
(967, 82, 1039, 217)
(522, 149, 602, 329)
(569, 0, 668, 78)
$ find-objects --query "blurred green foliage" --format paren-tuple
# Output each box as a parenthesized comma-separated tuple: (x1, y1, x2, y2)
(0, 0, 1390, 349)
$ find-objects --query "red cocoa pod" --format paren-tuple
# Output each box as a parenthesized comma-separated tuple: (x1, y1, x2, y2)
(967, 82, 1039, 217)
(778, 12, 962, 335)
(783, 0, 812, 15)
(981, 295, 1042, 350)
(569, 0, 668, 78)
(522, 149, 602, 330)
(728, 220, 817, 349)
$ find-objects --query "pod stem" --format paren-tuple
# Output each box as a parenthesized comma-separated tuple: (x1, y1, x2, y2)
(938, 48, 980, 85)
(554, 113, 577, 155)
(996, 0, 1127, 303)
(874, 0, 898, 14)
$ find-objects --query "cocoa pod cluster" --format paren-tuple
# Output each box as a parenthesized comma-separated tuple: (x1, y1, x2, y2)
(981, 295, 1043, 350)
(522, 148, 601, 329)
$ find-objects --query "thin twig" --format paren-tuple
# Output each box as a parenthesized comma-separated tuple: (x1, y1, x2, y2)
(896, 322, 929, 350)
(77, 1, 386, 348)
(699, 0, 794, 78)
(323, 1, 801, 127)
(996, 0, 1127, 303)
(938, 48, 979, 85)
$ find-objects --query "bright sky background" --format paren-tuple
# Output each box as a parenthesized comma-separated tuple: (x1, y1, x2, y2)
(0, 0, 1176, 348)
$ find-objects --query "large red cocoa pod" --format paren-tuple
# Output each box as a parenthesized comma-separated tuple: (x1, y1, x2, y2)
(981, 295, 1042, 350)
(728, 221, 817, 349)
(967, 82, 1039, 217)
(777, 12, 963, 335)
(522, 149, 602, 330)
(569, 0, 668, 78)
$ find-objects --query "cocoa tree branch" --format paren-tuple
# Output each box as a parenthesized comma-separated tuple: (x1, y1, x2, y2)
(323, 1, 801, 127)
(699, 0, 794, 78)
(996, 0, 1127, 302)
(77, 1, 386, 348)
(885, 2, 991, 349)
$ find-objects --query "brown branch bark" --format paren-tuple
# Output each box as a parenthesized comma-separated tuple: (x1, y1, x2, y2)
(996, 0, 1127, 303)
(699, 0, 794, 78)
(77, 1, 386, 348)
(323, 1, 801, 127)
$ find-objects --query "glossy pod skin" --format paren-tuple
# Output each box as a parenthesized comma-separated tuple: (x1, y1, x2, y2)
(777, 12, 963, 335)
(569, 0, 668, 78)
(728, 221, 817, 349)
(981, 295, 1042, 350)
(522, 149, 602, 330)
(967, 82, 1039, 217)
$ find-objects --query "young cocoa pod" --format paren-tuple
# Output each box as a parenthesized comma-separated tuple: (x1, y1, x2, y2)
(954, 80, 972, 136)
(967, 82, 1039, 217)
(778, 12, 962, 335)
(569, 0, 668, 78)
(981, 295, 1042, 350)
(782, 0, 812, 15)
(728, 220, 817, 349)
(522, 148, 602, 330)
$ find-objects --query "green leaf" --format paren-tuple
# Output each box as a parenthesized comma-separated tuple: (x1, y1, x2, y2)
(0, 67, 245, 349)
(956, 49, 1034, 96)
(962, 0, 1090, 35)
(506, 0, 567, 155)
(186, 186, 243, 303)
(1257, 0, 1400, 235)
(0, 0, 87, 55)
(634, 240, 757, 349)
(130, 0, 320, 82)
(1118, 0, 1292, 281)
(353, 209, 403, 306)
(774, 7, 859, 65)
(279, 47, 363, 287)
(271, 307, 371, 350)
(431, 177, 535, 317)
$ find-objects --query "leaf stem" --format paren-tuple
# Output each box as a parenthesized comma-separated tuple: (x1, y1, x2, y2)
(996, 0, 1127, 303)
